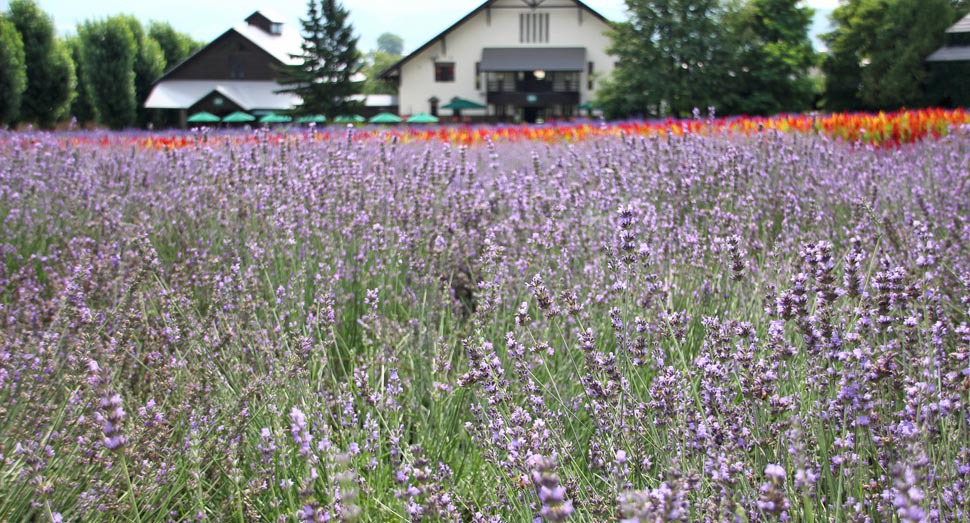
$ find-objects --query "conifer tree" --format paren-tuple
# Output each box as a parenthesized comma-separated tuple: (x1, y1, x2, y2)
(278, 0, 363, 118)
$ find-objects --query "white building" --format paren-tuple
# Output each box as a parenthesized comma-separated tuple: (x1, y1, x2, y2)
(380, 0, 615, 122)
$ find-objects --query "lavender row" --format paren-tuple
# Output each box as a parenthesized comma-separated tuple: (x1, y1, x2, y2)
(0, 127, 968, 521)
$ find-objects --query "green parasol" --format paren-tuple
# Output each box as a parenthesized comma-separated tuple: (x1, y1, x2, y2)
(441, 97, 486, 110)
(221, 111, 256, 123)
(259, 113, 293, 123)
(296, 114, 327, 123)
(368, 112, 403, 124)
(406, 113, 439, 124)
(187, 111, 221, 123)
(334, 114, 366, 123)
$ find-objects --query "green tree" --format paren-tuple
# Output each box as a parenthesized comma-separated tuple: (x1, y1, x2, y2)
(278, 0, 363, 118)
(721, 0, 816, 115)
(863, 0, 954, 108)
(822, 0, 956, 110)
(599, 0, 732, 118)
(118, 16, 166, 126)
(361, 50, 400, 95)
(149, 21, 203, 72)
(79, 17, 137, 129)
(0, 14, 27, 126)
(6, 0, 75, 128)
(65, 35, 95, 125)
(376, 32, 403, 55)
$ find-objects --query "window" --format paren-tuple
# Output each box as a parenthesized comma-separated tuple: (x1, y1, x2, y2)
(270, 23, 283, 35)
(435, 63, 455, 82)
(475, 62, 481, 90)
(520, 12, 549, 43)
(587, 61, 594, 90)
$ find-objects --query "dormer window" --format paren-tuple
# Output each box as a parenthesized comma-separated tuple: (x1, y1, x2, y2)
(270, 23, 283, 35)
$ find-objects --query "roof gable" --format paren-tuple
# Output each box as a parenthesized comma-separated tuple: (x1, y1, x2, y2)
(379, 0, 612, 79)
(156, 15, 302, 84)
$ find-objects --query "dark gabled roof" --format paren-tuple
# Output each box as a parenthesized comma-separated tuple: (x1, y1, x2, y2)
(378, 0, 613, 80)
(154, 11, 302, 84)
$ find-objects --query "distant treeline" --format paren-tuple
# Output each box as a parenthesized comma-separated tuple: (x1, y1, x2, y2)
(596, 0, 969, 118)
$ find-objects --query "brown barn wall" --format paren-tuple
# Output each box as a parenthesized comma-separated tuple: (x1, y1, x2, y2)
(166, 31, 283, 81)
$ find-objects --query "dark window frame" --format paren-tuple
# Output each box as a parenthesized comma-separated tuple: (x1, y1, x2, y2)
(435, 62, 455, 83)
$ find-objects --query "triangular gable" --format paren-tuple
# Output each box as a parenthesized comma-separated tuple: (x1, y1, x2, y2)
(153, 13, 302, 85)
(378, 0, 612, 80)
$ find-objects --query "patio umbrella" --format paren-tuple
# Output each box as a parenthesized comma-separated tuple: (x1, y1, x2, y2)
(368, 112, 403, 124)
(222, 111, 255, 123)
(406, 113, 439, 124)
(334, 114, 366, 123)
(296, 114, 327, 124)
(441, 97, 485, 110)
(259, 113, 293, 123)
(187, 111, 220, 123)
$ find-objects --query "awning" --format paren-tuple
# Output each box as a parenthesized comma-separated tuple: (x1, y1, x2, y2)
(480, 47, 586, 72)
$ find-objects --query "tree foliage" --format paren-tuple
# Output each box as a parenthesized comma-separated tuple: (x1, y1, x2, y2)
(117, 16, 166, 126)
(361, 50, 400, 95)
(602, 0, 817, 118)
(6, 0, 75, 128)
(720, 0, 817, 115)
(149, 21, 203, 72)
(78, 17, 137, 129)
(600, 0, 732, 118)
(822, 0, 959, 111)
(0, 14, 27, 126)
(278, 0, 363, 118)
(376, 32, 403, 55)
(65, 35, 95, 125)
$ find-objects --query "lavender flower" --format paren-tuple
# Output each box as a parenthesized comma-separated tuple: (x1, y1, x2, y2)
(527, 454, 573, 522)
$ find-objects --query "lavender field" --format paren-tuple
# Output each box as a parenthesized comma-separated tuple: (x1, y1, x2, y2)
(1, 127, 969, 522)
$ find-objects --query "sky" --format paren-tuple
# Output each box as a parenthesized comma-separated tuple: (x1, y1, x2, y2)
(3, 0, 840, 53)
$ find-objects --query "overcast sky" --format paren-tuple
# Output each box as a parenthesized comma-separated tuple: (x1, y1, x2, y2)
(2, 0, 840, 53)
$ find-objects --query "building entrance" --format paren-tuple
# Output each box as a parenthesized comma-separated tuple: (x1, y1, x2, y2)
(523, 107, 542, 123)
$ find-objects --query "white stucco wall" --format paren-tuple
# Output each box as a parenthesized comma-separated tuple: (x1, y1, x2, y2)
(396, 0, 614, 116)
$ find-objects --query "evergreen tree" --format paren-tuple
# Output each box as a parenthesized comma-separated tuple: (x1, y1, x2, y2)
(0, 14, 27, 126)
(599, 0, 732, 118)
(78, 17, 137, 129)
(278, 0, 363, 118)
(6, 0, 75, 128)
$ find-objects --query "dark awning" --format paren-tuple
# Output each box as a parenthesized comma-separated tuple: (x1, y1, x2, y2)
(480, 47, 586, 72)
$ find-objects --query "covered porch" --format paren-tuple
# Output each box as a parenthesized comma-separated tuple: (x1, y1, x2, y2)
(479, 47, 586, 122)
